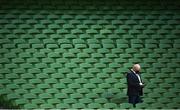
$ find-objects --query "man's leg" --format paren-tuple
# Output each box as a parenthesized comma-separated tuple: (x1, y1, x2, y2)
(128, 95, 137, 108)
(135, 95, 143, 103)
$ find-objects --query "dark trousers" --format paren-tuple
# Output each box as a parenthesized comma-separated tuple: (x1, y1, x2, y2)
(128, 95, 142, 107)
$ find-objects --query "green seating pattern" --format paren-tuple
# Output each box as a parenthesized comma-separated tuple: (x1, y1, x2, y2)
(0, 0, 180, 109)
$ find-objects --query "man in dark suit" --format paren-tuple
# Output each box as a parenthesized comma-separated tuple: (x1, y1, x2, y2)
(126, 64, 144, 107)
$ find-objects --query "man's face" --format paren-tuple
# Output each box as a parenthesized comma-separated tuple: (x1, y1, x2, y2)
(133, 64, 141, 74)
(135, 67, 141, 73)
(135, 70, 140, 73)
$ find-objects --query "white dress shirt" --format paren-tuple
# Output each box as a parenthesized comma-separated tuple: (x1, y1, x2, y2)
(131, 69, 143, 85)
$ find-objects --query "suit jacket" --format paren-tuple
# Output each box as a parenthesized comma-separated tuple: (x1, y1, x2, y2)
(126, 70, 143, 96)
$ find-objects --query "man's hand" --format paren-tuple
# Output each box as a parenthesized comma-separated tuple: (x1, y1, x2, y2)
(139, 83, 145, 88)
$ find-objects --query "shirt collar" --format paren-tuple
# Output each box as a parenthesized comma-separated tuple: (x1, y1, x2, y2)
(131, 69, 136, 74)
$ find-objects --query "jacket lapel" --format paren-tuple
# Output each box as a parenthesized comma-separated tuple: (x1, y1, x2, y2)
(130, 70, 140, 82)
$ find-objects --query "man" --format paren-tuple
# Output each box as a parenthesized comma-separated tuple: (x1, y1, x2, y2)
(126, 64, 144, 107)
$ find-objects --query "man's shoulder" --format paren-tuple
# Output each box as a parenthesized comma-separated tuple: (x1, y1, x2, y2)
(127, 70, 134, 76)
(127, 70, 134, 74)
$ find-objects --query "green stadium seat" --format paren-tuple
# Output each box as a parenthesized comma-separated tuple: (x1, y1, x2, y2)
(72, 103, 86, 109)
(100, 58, 112, 64)
(100, 29, 112, 34)
(48, 24, 60, 29)
(65, 63, 78, 68)
(46, 88, 59, 94)
(117, 44, 129, 49)
(102, 68, 115, 73)
(40, 104, 54, 108)
(32, 99, 45, 105)
(24, 103, 38, 109)
(36, 73, 49, 79)
(89, 44, 101, 49)
(7, 93, 21, 100)
(27, 58, 40, 63)
(145, 44, 158, 49)
(57, 29, 68, 34)
(143, 97, 156, 104)
(77, 88, 90, 94)
(97, 73, 109, 79)
(19, 63, 33, 69)
(63, 53, 76, 58)
(79, 34, 91, 39)
(56, 58, 68, 63)
(79, 98, 92, 104)
(75, 15, 87, 20)
(83, 48, 95, 54)
(5, 73, 19, 79)
(106, 53, 118, 58)
(172, 96, 180, 102)
(67, 73, 80, 79)
(120, 103, 133, 109)
(29, 42, 42, 49)
(86, 29, 98, 34)
(86, 93, 99, 99)
(68, 83, 81, 89)
(136, 103, 149, 109)
(15, 98, 29, 105)
(70, 93, 83, 99)
(6, 83, 20, 90)
(103, 44, 115, 49)
(71, 29, 83, 34)
(98, 83, 111, 89)
(80, 63, 92, 68)
(70, 20, 81, 25)
(87, 39, 100, 44)
(90, 25, 102, 30)
(56, 103, 70, 108)
(39, 93, 52, 99)
(23, 93, 37, 99)
(75, 44, 87, 49)
(97, 48, 109, 54)
(114, 83, 126, 89)
(61, 44, 73, 49)
(46, 44, 59, 49)
(22, 83, 35, 90)
(157, 97, 171, 104)
(47, 98, 60, 104)
(33, 52, 46, 58)
(88, 103, 102, 108)
(90, 78, 103, 84)
(83, 83, 96, 89)
(114, 29, 126, 34)
(73, 68, 85, 74)
(105, 78, 118, 84)
(13, 79, 27, 85)
(131, 44, 143, 48)
(58, 39, 70, 44)
(167, 102, 179, 109)
(21, 73, 34, 79)
(150, 103, 165, 109)
(29, 79, 42, 84)
(69, 48, 81, 54)
(64, 98, 77, 104)
(55, 93, 68, 99)
(103, 103, 117, 108)
(94, 34, 106, 39)
(53, 83, 66, 89)
(163, 92, 177, 98)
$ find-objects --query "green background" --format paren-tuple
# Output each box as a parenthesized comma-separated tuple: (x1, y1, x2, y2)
(0, 0, 180, 109)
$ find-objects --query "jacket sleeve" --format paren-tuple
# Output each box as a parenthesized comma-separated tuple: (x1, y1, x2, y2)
(127, 73, 140, 87)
